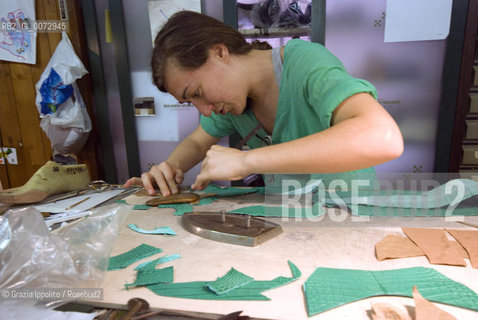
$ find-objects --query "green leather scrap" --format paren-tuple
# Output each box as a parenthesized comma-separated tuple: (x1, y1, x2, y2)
(134, 254, 182, 271)
(125, 254, 181, 289)
(156, 184, 263, 216)
(127, 224, 176, 235)
(133, 204, 150, 210)
(158, 203, 194, 216)
(303, 266, 478, 316)
(195, 196, 219, 206)
(160, 197, 241, 216)
(228, 201, 324, 217)
(206, 268, 254, 295)
(125, 266, 174, 289)
(115, 199, 128, 204)
(202, 184, 263, 197)
(147, 260, 301, 300)
(107, 244, 163, 271)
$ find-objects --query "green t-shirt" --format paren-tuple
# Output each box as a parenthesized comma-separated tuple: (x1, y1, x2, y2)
(200, 39, 378, 189)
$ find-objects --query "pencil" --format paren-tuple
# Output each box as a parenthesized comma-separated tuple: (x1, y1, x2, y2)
(66, 196, 91, 210)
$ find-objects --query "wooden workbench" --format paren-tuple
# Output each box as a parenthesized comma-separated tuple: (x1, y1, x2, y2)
(97, 192, 478, 319)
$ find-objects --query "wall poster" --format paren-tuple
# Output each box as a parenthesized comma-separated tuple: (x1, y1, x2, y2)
(0, 0, 36, 64)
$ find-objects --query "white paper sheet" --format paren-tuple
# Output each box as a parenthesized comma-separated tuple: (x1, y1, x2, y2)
(148, 0, 201, 47)
(384, 0, 453, 42)
(44, 210, 91, 226)
(34, 189, 125, 214)
(36, 189, 126, 226)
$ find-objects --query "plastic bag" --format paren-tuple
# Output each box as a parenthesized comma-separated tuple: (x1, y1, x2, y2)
(0, 204, 128, 290)
(39, 84, 92, 154)
(35, 31, 91, 154)
(35, 31, 87, 115)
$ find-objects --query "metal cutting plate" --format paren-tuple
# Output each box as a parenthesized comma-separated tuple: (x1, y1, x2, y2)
(182, 211, 283, 247)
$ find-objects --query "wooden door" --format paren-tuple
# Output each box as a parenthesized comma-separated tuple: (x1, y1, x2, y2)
(0, 0, 100, 189)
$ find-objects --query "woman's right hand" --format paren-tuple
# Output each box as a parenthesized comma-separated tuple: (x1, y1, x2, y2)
(123, 162, 184, 196)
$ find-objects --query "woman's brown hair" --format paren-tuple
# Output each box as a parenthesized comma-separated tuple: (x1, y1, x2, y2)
(151, 10, 271, 92)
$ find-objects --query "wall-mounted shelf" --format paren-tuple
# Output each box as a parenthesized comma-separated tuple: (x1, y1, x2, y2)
(223, 0, 324, 45)
(239, 26, 310, 38)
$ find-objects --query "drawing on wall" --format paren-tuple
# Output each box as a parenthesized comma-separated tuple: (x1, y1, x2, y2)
(0, 0, 36, 64)
(147, 0, 201, 47)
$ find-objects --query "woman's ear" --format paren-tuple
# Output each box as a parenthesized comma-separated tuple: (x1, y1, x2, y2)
(210, 43, 229, 61)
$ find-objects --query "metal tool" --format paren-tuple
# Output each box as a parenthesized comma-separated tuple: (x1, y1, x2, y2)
(40, 180, 128, 204)
(130, 309, 249, 320)
(182, 210, 283, 247)
(65, 196, 91, 210)
(145, 192, 200, 206)
(121, 298, 149, 320)
(144, 190, 219, 206)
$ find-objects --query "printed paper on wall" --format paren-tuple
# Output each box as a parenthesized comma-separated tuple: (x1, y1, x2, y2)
(385, 0, 452, 43)
(0, 0, 36, 64)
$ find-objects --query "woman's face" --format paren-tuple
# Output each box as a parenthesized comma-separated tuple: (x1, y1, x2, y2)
(163, 47, 248, 117)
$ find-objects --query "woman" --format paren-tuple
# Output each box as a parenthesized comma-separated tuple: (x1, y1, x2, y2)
(124, 11, 403, 196)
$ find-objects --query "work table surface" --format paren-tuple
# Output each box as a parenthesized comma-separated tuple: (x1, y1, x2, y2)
(97, 192, 478, 319)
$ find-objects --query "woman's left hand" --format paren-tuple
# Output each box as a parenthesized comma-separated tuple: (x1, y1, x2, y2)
(191, 145, 249, 190)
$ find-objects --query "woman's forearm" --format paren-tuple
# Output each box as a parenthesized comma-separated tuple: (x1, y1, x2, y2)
(243, 115, 403, 174)
(243, 93, 403, 175)
(167, 126, 219, 173)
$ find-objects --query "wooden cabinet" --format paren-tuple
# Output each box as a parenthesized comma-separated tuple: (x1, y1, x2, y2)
(451, 0, 478, 176)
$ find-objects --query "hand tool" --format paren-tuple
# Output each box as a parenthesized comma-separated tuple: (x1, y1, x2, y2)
(65, 196, 91, 210)
(144, 188, 219, 206)
(182, 210, 282, 246)
(131, 309, 249, 320)
(145, 192, 201, 206)
(40, 180, 136, 204)
(121, 298, 149, 320)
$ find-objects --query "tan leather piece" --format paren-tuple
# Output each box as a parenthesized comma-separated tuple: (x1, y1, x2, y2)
(446, 229, 478, 268)
(413, 286, 457, 320)
(450, 239, 471, 260)
(402, 228, 466, 266)
(375, 234, 469, 261)
(370, 302, 411, 320)
(375, 234, 424, 261)
(145, 192, 200, 206)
